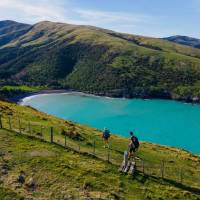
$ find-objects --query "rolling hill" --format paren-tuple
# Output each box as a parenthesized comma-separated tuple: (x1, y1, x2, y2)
(1, 20, 200, 102)
(164, 35, 200, 49)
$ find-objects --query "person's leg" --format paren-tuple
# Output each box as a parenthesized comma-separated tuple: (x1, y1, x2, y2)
(103, 138, 106, 148)
(128, 148, 133, 158)
(106, 138, 110, 148)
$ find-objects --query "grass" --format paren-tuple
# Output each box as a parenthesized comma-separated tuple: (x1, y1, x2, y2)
(0, 100, 200, 199)
(1, 85, 41, 92)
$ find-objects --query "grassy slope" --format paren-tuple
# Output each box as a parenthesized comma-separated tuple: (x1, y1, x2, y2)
(1, 21, 200, 101)
(0, 100, 200, 200)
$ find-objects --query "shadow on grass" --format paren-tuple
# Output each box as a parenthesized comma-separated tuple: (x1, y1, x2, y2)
(134, 172, 200, 195)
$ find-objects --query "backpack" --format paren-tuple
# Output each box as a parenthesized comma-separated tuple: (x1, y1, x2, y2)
(103, 130, 110, 138)
(134, 137, 140, 149)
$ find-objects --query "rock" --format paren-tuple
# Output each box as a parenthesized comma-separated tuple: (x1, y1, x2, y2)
(1, 168, 8, 175)
(17, 175, 25, 184)
(26, 177, 36, 191)
(63, 194, 73, 200)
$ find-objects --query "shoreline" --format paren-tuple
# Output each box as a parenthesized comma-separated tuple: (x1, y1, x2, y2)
(12, 89, 200, 107)
(9, 89, 200, 155)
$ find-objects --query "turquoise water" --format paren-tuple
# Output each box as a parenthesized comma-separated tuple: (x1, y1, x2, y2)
(21, 92, 200, 154)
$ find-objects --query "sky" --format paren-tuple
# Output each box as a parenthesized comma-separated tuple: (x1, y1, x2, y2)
(0, 0, 199, 38)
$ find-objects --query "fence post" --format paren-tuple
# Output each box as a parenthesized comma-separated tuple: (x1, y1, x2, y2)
(180, 168, 183, 184)
(18, 118, 21, 134)
(8, 116, 12, 130)
(107, 146, 110, 162)
(28, 122, 31, 134)
(0, 115, 2, 129)
(78, 137, 80, 152)
(50, 127, 54, 143)
(161, 161, 165, 179)
(40, 125, 43, 137)
(64, 135, 67, 148)
(93, 139, 96, 155)
(142, 159, 145, 175)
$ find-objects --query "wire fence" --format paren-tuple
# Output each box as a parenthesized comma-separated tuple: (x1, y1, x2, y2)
(0, 113, 200, 190)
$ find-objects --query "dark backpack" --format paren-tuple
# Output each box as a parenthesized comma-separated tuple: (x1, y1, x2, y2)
(103, 130, 110, 138)
(134, 137, 140, 149)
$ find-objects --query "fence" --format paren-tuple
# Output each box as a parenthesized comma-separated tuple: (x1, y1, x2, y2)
(0, 113, 200, 190)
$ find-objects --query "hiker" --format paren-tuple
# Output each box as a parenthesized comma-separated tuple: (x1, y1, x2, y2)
(102, 128, 111, 148)
(128, 131, 139, 158)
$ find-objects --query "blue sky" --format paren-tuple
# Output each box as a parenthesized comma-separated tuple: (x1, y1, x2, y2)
(0, 0, 199, 38)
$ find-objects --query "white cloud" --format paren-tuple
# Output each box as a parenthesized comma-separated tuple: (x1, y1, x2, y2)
(75, 9, 148, 24)
(0, 0, 68, 23)
(0, 0, 152, 35)
(70, 9, 150, 33)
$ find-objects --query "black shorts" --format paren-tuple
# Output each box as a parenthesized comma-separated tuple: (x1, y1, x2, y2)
(129, 147, 136, 153)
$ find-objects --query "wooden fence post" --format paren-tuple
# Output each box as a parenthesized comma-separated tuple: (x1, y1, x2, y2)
(180, 168, 183, 184)
(18, 118, 21, 134)
(93, 139, 96, 155)
(50, 127, 54, 143)
(161, 161, 165, 179)
(78, 137, 80, 152)
(0, 115, 2, 129)
(64, 135, 67, 148)
(142, 159, 145, 175)
(40, 125, 43, 138)
(28, 122, 31, 134)
(8, 116, 12, 130)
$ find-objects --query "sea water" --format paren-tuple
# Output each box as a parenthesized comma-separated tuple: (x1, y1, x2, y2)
(21, 92, 200, 154)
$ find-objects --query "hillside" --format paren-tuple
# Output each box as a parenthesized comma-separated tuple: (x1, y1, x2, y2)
(164, 35, 200, 49)
(0, 100, 200, 199)
(1, 21, 200, 102)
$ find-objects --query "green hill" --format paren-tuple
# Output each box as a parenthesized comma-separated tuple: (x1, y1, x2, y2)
(0, 100, 200, 199)
(1, 21, 200, 102)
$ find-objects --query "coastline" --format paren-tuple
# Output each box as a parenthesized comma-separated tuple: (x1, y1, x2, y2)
(11, 89, 199, 106)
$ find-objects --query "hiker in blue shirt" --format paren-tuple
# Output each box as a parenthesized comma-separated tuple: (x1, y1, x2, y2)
(102, 128, 111, 148)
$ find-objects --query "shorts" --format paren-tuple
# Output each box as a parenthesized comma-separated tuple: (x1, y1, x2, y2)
(129, 147, 136, 153)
